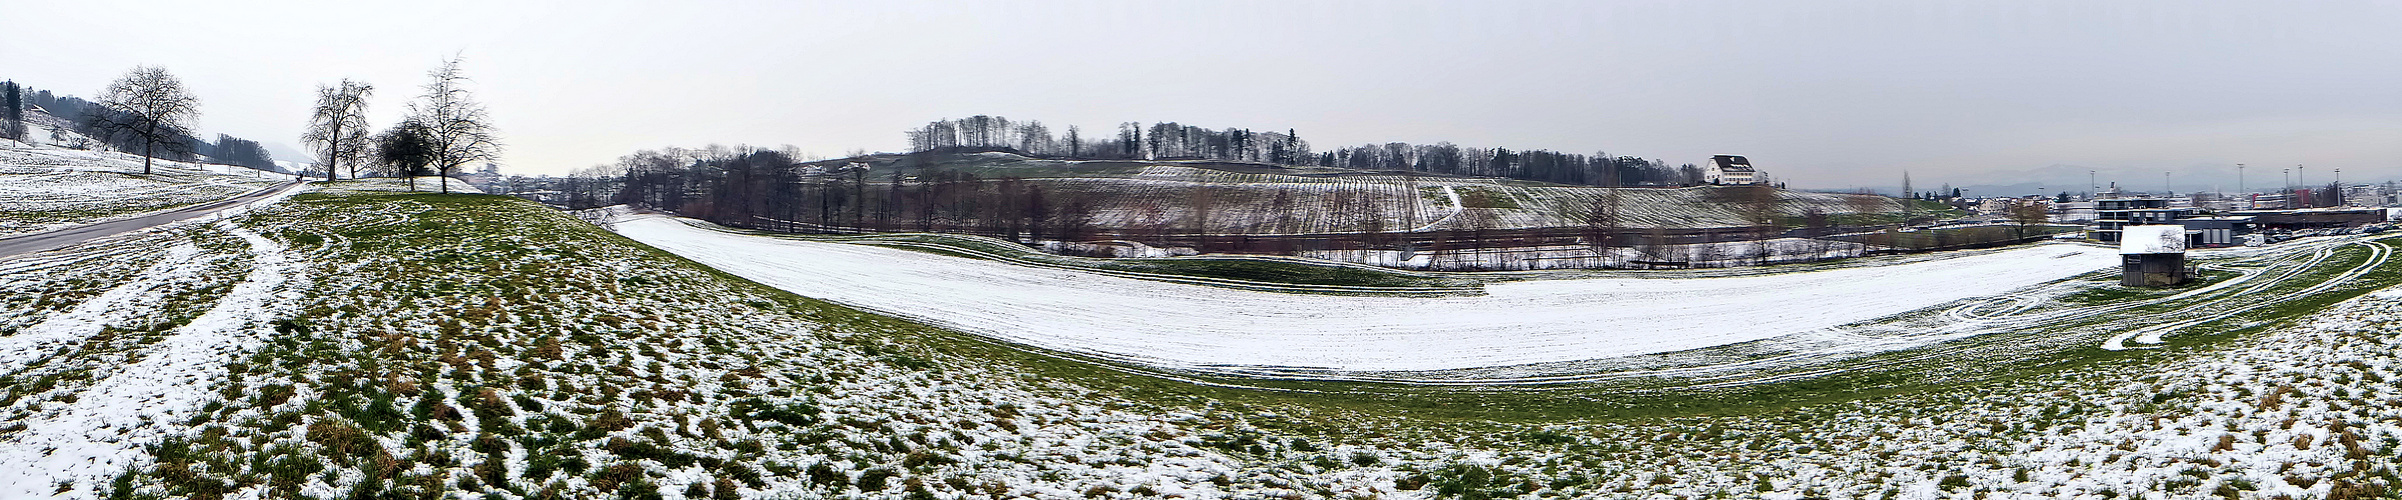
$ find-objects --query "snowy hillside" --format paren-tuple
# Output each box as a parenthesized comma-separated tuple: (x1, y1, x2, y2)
(842, 153, 1907, 234)
(0, 143, 290, 237)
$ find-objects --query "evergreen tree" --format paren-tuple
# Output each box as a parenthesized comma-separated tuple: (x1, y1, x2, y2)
(2, 80, 23, 141)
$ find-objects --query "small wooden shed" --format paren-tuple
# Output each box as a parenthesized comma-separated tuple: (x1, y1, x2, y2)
(2120, 225, 2189, 287)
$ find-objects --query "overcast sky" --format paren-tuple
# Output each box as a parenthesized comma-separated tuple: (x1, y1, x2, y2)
(8, 1, 2400, 190)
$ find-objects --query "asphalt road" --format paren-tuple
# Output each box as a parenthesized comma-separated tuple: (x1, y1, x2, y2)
(0, 181, 305, 259)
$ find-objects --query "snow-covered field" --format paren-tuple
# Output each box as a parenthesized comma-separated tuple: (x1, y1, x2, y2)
(0, 144, 288, 237)
(612, 214, 2123, 375)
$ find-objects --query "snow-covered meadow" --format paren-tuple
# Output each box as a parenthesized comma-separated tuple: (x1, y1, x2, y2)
(0, 144, 288, 237)
(611, 214, 2123, 376)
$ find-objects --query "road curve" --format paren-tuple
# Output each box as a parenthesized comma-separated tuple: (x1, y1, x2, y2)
(0, 181, 305, 259)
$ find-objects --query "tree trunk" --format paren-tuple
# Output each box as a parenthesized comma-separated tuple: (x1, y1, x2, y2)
(325, 122, 339, 182)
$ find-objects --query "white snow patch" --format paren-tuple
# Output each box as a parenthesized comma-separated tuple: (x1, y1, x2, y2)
(2119, 225, 2187, 254)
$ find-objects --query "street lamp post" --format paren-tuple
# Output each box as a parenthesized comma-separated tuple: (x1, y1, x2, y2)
(2299, 164, 2308, 208)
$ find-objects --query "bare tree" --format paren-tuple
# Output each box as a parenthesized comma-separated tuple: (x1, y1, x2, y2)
(1802, 208, 1834, 261)
(2007, 199, 2050, 239)
(1584, 188, 1623, 267)
(1738, 185, 1781, 265)
(302, 79, 374, 181)
(409, 56, 501, 194)
(90, 66, 201, 175)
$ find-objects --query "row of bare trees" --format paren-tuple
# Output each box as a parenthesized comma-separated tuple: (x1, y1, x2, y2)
(5, 59, 495, 186)
(8, 74, 289, 171)
(301, 56, 501, 193)
(906, 116, 1314, 165)
(579, 149, 1103, 243)
(903, 115, 1706, 187)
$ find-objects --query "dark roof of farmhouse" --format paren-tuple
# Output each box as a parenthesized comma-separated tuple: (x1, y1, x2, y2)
(1711, 155, 1754, 172)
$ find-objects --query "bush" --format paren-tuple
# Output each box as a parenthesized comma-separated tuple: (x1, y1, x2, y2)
(856, 468, 896, 491)
(731, 398, 819, 427)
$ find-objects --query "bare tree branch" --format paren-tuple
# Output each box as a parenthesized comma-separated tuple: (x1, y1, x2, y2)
(408, 56, 502, 194)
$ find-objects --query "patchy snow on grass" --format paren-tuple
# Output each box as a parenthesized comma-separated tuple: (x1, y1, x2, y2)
(0, 243, 205, 375)
(612, 215, 2121, 374)
(0, 216, 304, 499)
(29, 189, 2402, 499)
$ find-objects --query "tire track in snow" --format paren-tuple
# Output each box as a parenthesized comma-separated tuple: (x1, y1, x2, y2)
(0, 221, 302, 499)
(0, 243, 208, 377)
(2104, 239, 2392, 350)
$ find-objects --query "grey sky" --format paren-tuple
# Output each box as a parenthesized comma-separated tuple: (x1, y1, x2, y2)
(8, 1, 2400, 190)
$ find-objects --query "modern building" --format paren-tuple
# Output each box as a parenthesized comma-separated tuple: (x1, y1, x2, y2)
(2091, 198, 2194, 243)
(2226, 208, 2385, 230)
(1704, 155, 1757, 185)
(2174, 217, 2253, 247)
(2120, 225, 2189, 287)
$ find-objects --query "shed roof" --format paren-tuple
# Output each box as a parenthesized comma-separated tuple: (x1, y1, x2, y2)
(2119, 225, 2188, 254)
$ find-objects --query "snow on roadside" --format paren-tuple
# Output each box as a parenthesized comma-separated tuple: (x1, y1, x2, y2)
(0, 220, 304, 498)
(0, 145, 286, 237)
(611, 215, 2121, 374)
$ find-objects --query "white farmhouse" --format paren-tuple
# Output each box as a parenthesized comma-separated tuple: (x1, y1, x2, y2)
(1705, 155, 1758, 185)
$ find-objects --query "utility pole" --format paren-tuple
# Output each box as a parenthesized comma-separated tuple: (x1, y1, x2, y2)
(2164, 171, 2172, 197)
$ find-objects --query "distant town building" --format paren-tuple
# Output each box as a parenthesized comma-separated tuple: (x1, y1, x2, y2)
(2227, 208, 2386, 230)
(461, 162, 505, 192)
(1704, 155, 1757, 185)
(2091, 198, 2192, 243)
(2175, 217, 2253, 247)
(2120, 225, 2189, 287)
